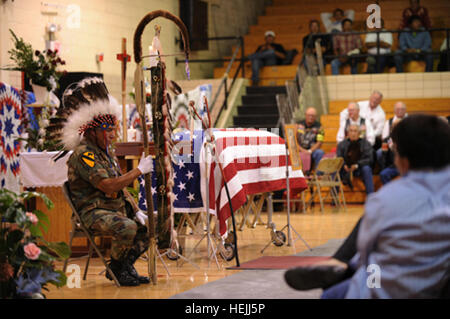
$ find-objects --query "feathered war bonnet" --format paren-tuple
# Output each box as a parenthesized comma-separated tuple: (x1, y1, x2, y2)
(47, 77, 121, 156)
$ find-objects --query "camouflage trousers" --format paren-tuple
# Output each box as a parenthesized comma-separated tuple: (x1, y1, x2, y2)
(82, 209, 149, 261)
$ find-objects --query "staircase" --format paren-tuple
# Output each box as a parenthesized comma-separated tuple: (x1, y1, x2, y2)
(233, 85, 286, 129)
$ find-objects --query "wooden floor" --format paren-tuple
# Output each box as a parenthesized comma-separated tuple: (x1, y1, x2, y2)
(45, 205, 364, 299)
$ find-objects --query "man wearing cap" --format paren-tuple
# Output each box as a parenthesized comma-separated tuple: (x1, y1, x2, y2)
(247, 30, 287, 86)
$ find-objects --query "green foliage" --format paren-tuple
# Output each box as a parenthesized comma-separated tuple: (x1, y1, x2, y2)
(2, 29, 66, 91)
(0, 188, 71, 299)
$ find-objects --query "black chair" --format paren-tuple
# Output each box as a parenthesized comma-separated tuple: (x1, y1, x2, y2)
(62, 181, 120, 287)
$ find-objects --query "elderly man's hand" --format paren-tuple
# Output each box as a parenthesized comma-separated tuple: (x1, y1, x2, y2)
(135, 210, 148, 226)
(137, 153, 153, 175)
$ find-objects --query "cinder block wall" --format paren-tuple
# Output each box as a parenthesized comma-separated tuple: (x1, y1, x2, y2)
(0, 0, 269, 101)
(0, 0, 179, 100)
(326, 72, 450, 101)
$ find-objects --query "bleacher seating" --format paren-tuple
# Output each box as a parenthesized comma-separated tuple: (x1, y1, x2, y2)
(219, 0, 450, 204)
(213, 0, 450, 81)
(315, 97, 450, 203)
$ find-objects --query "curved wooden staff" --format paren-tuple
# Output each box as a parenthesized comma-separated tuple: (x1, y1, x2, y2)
(133, 10, 190, 285)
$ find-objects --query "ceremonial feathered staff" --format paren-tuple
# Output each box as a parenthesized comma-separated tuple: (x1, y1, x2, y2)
(133, 10, 190, 284)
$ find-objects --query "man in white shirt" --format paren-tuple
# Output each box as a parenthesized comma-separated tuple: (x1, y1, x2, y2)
(377, 101, 408, 170)
(365, 19, 393, 73)
(337, 102, 375, 145)
(340, 90, 386, 148)
(321, 8, 355, 33)
(381, 101, 407, 141)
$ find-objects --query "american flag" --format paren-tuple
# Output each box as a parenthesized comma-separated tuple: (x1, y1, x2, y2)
(138, 130, 204, 213)
(200, 128, 307, 236)
(138, 128, 307, 237)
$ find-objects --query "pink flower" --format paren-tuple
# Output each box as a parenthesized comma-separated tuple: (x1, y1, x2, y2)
(26, 212, 38, 225)
(24, 243, 41, 260)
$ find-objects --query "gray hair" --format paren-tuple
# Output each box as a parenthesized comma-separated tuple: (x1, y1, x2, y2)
(372, 90, 383, 98)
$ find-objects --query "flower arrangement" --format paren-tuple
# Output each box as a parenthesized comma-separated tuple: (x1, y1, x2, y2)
(19, 106, 58, 152)
(3, 29, 66, 91)
(0, 188, 71, 299)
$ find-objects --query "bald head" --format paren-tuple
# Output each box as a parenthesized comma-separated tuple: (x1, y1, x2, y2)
(305, 107, 317, 126)
(394, 101, 407, 119)
(347, 102, 360, 121)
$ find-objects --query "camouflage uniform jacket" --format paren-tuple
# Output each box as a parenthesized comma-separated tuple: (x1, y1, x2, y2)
(67, 139, 137, 227)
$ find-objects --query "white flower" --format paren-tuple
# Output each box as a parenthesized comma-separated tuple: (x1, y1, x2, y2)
(38, 128, 46, 136)
(41, 119, 50, 127)
(38, 138, 44, 145)
(49, 76, 57, 91)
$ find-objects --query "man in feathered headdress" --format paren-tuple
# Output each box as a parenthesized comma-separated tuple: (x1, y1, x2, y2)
(49, 77, 153, 286)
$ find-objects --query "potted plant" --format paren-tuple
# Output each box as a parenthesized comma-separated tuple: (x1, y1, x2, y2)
(0, 188, 71, 299)
(2, 29, 66, 105)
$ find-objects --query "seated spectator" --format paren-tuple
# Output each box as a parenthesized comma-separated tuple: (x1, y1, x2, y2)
(340, 91, 385, 149)
(438, 35, 450, 71)
(331, 19, 362, 75)
(394, 15, 434, 73)
(400, 0, 431, 30)
(321, 8, 355, 33)
(247, 31, 287, 86)
(285, 114, 450, 298)
(364, 19, 394, 73)
(376, 101, 407, 169)
(296, 107, 325, 173)
(337, 102, 375, 146)
(379, 119, 401, 185)
(302, 20, 332, 75)
(336, 124, 374, 194)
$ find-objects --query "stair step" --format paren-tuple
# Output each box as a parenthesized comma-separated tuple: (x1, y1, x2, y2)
(233, 114, 279, 126)
(242, 94, 277, 105)
(237, 105, 279, 116)
(246, 85, 286, 95)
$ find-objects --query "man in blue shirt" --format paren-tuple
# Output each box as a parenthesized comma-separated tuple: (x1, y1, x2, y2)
(394, 15, 434, 72)
(285, 114, 450, 298)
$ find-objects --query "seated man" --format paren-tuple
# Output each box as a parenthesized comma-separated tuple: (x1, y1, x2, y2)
(400, 0, 431, 30)
(337, 102, 375, 146)
(302, 20, 332, 75)
(331, 19, 362, 75)
(62, 78, 154, 286)
(296, 107, 325, 173)
(285, 114, 450, 298)
(376, 101, 407, 171)
(248, 30, 287, 86)
(321, 8, 355, 33)
(336, 124, 374, 194)
(394, 15, 434, 73)
(379, 119, 401, 185)
(364, 19, 393, 73)
(340, 91, 385, 149)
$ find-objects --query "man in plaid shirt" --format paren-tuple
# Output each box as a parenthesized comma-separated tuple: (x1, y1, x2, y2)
(331, 19, 362, 75)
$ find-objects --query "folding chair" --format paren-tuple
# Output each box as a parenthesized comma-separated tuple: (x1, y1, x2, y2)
(306, 157, 347, 214)
(61, 181, 121, 287)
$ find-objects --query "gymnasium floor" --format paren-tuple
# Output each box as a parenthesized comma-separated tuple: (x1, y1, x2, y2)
(45, 205, 364, 299)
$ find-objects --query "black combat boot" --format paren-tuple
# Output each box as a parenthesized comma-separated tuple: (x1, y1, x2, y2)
(125, 249, 150, 284)
(106, 258, 140, 286)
